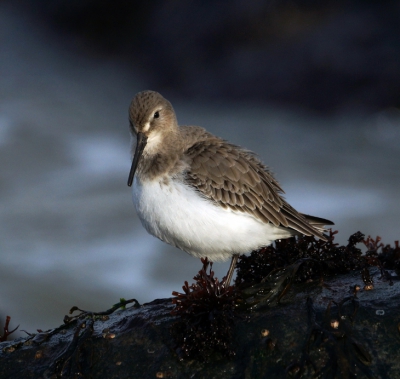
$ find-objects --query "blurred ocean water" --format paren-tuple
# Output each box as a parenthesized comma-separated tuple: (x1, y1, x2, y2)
(0, 5, 399, 337)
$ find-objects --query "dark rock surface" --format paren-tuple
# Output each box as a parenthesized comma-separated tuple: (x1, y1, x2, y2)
(1, 268, 399, 378)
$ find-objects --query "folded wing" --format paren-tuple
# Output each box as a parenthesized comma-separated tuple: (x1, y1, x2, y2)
(184, 139, 333, 240)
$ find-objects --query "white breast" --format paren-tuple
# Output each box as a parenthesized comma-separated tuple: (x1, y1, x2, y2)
(132, 176, 294, 261)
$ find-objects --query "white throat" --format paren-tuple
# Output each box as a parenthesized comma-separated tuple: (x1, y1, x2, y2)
(144, 132, 163, 155)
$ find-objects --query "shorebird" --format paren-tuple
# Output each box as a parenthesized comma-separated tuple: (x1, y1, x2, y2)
(127, 91, 333, 285)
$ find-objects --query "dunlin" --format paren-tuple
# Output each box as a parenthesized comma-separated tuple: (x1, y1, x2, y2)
(127, 91, 333, 285)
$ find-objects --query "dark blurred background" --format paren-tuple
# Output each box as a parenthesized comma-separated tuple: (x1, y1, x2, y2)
(1, 1, 399, 337)
(22, 0, 400, 111)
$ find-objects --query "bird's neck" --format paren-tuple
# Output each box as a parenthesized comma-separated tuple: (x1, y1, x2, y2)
(137, 129, 185, 181)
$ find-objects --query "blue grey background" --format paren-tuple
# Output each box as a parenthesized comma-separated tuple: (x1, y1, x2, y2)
(0, 2, 399, 337)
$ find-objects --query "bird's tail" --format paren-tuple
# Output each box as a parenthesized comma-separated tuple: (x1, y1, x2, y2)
(301, 213, 334, 240)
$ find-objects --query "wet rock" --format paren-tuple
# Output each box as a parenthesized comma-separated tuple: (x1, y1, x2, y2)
(1, 268, 399, 378)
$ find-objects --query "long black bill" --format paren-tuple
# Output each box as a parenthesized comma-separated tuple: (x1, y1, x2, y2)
(127, 132, 148, 187)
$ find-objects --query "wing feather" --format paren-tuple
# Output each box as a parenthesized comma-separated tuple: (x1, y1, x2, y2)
(184, 139, 330, 239)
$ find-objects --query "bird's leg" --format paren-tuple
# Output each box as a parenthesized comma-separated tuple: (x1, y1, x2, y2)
(224, 254, 239, 286)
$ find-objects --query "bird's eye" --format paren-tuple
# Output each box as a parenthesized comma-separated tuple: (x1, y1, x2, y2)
(154, 111, 159, 119)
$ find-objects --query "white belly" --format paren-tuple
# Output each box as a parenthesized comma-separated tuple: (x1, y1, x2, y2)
(132, 176, 294, 261)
